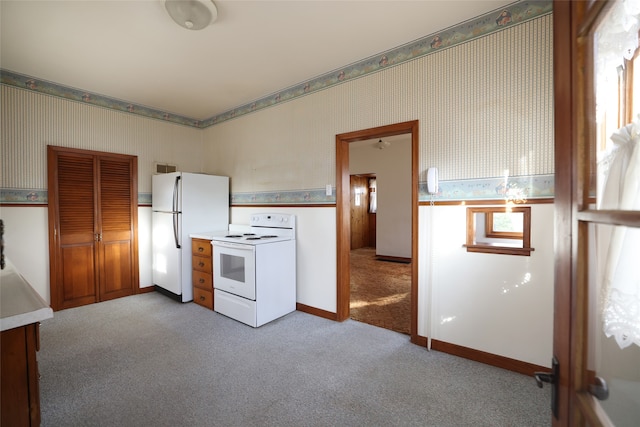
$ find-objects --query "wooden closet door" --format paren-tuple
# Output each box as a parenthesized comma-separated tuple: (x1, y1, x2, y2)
(48, 146, 138, 311)
(48, 149, 98, 310)
(96, 155, 138, 301)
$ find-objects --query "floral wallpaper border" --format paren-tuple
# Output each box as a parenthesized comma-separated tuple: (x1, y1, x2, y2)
(0, 174, 554, 205)
(0, 0, 552, 129)
(419, 174, 555, 202)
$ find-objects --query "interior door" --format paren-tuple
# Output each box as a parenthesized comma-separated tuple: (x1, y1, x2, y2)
(97, 155, 138, 301)
(553, 1, 640, 424)
(48, 149, 98, 309)
(350, 175, 370, 250)
(48, 146, 139, 310)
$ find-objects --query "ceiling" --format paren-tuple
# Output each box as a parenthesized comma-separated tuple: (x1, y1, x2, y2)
(1, 0, 514, 121)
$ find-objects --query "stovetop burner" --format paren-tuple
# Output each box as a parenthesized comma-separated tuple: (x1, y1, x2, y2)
(211, 214, 295, 245)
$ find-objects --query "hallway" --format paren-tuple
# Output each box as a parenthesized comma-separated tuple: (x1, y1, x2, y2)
(349, 247, 411, 335)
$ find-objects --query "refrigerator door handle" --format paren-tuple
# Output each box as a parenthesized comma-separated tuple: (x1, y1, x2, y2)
(173, 212, 181, 249)
(173, 175, 181, 213)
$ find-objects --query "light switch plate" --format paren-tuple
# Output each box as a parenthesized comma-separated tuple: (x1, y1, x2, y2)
(326, 185, 332, 196)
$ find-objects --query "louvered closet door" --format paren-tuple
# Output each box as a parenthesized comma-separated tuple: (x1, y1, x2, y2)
(97, 156, 137, 301)
(48, 146, 139, 311)
(48, 149, 99, 310)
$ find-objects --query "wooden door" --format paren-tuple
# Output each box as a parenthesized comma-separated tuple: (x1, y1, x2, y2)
(48, 146, 138, 310)
(96, 155, 138, 301)
(48, 149, 98, 310)
(553, 1, 640, 425)
(350, 175, 370, 250)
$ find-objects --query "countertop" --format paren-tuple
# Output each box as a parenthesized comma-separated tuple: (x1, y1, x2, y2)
(189, 230, 229, 240)
(0, 259, 53, 332)
(190, 225, 251, 241)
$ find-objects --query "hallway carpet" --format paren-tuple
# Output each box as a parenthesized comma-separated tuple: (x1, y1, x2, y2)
(350, 247, 411, 334)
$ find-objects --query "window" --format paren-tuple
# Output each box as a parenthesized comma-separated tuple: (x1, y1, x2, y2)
(465, 206, 533, 256)
(485, 211, 523, 239)
(369, 178, 377, 213)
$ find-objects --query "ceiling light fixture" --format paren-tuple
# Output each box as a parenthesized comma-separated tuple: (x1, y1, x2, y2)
(165, 0, 218, 31)
(376, 139, 391, 150)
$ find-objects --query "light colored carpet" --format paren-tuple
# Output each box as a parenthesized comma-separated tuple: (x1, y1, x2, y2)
(350, 247, 411, 334)
(37, 292, 551, 426)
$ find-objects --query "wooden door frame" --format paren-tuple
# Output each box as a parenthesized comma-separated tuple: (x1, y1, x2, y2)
(552, 1, 574, 424)
(553, 1, 640, 424)
(336, 120, 419, 343)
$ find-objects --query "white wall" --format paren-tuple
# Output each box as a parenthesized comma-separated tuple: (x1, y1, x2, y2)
(231, 206, 337, 313)
(419, 204, 554, 367)
(349, 137, 412, 258)
(1, 206, 50, 302)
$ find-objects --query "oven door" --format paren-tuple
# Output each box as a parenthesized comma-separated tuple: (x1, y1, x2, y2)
(212, 241, 256, 300)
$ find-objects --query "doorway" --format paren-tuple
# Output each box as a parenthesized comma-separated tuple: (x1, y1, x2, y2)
(336, 120, 419, 343)
(349, 140, 412, 335)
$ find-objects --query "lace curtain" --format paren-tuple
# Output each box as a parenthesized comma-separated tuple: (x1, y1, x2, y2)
(595, 0, 640, 121)
(598, 117, 640, 349)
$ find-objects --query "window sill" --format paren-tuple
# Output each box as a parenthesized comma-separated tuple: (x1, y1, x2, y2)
(463, 244, 535, 256)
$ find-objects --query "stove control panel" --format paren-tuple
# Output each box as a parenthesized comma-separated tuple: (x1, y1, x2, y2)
(250, 213, 295, 229)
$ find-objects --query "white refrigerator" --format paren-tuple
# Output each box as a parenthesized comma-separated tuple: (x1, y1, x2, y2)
(152, 172, 229, 302)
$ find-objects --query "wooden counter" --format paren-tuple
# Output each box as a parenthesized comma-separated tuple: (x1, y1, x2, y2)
(1, 259, 53, 426)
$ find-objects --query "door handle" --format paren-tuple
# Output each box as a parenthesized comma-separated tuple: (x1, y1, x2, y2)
(589, 376, 609, 401)
(534, 356, 559, 419)
(534, 372, 554, 388)
(173, 175, 181, 213)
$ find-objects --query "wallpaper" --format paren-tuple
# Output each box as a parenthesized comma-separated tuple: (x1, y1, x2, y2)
(0, 1, 552, 129)
(0, 2, 554, 205)
(203, 13, 554, 201)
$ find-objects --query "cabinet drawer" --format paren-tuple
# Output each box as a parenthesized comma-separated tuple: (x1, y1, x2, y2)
(192, 255, 212, 273)
(192, 270, 213, 290)
(191, 238, 212, 257)
(193, 287, 213, 310)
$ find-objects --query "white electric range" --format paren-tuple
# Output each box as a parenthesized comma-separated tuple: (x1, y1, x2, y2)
(210, 213, 296, 327)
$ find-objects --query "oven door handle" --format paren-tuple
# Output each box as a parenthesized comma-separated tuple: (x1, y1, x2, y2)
(212, 240, 256, 252)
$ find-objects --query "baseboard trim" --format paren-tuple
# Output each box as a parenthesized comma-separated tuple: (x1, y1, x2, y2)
(412, 335, 427, 347)
(375, 255, 411, 264)
(430, 339, 547, 376)
(137, 286, 156, 294)
(296, 303, 337, 321)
